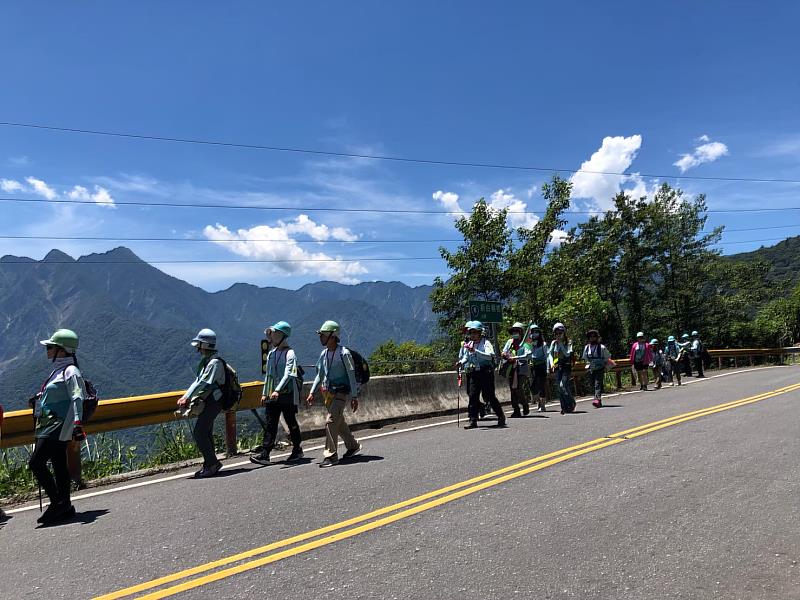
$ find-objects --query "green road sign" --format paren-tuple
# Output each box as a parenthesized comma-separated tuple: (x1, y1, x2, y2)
(468, 300, 503, 323)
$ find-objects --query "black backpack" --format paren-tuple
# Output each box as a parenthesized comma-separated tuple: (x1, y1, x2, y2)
(214, 357, 242, 411)
(343, 348, 370, 385)
(295, 363, 306, 395)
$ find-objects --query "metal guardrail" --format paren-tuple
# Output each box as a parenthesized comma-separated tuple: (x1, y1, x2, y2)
(1, 347, 797, 449)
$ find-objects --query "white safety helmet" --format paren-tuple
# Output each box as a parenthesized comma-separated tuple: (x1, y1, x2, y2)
(552, 322, 566, 333)
(191, 328, 217, 350)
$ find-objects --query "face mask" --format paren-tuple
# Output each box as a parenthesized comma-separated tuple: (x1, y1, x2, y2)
(512, 333, 520, 340)
(531, 332, 539, 339)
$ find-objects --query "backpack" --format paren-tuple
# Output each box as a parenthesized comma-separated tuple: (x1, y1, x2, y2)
(214, 357, 242, 411)
(294, 363, 306, 396)
(82, 379, 100, 423)
(343, 348, 370, 385)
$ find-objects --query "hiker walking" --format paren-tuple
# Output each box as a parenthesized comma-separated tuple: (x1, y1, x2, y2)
(650, 339, 665, 389)
(582, 329, 611, 408)
(307, 321, 362, 468)
(527, 324, 549, 412)
(459, 320, 507, 429)
(679, 333, 693, 377)
(251, 321, 303, 466)
(501, 322, 532, 417)
(176, 328, 226, 478)
(663, 335, 681, 386)
(28, 329, 86, 525)
(691, 330, 706, 378)
(548, 323, 576, 414)
(629, 333, 653, 391)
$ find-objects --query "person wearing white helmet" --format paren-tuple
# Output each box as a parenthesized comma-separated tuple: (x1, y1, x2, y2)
(251, 321, 304, 465)
(458, 320, 507, 429)
(548, 323, 576, 414)
(690, 330, 706, 378)
(582, 329, 612, 408)
(679, 333, 693, 377)
(176, 328, 226, 478)
(501, 322, 532, 417)
(307, 320, 362, 467)
(526, 324, 549, 412)
(629, 332, 653, 391)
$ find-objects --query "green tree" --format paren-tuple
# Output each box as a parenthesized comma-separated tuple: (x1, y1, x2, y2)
(368, 339, 454, 375)
(430, 199, 513, 339)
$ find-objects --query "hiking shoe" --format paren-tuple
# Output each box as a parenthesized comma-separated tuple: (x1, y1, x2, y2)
(592, 399, 602, 408)
(493, 420, 508, 428)
(320, 455, 339, 468)
(40, 501, 74, 525)
(0, 508, 8, 523)
(286, 449, 304, 462)
(250, 452, 271, 466)
(37, 502, 60, 524)
(538, 402, 547, 412)
(464, 421, 478, 430)
(510, 411, 522, 419)
(343, 444, 362, 459)
(195, 461, 223, 478)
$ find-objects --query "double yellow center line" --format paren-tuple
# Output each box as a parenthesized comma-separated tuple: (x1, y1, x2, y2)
(96, 381, 800, 600)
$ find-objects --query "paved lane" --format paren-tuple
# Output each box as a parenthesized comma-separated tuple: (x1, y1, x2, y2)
(1, 367, 798, 599)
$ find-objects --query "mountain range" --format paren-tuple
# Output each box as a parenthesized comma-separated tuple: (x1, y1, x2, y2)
(0, 247, 434, 410)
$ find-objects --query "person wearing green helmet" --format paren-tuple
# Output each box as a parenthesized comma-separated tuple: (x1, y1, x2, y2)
(629, 332, 653, 391)
(501, 322, 532, 417)
(679, 333, 693, 377)
(691, 330, 706, 378)
(458, 320, 507, 429)
(526, 324, 549, 411)
(307, 320, 362, 467)
(28, 328, 87, 525)
(251, 322, 303, 465)
(663, 335, 681, 386)
(176, 328, 226, 478)
(548, 323, 576, 413)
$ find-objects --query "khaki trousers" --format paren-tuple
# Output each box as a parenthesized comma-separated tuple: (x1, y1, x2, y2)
(324, 393, 358, 458)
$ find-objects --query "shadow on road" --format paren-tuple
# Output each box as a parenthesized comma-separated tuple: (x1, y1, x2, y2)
(38, 509, 110, 528)
(210, 467, 252, 478)
(339, 454, 384, 465)
(279, 458, 313, 469)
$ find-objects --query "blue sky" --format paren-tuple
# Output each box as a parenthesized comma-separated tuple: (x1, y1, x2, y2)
(1, 1, 799, 291)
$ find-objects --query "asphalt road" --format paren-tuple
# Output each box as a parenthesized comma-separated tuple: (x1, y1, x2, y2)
(2, 366, 799, 600)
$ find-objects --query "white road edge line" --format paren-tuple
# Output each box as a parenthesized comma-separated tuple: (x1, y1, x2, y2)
(5, 365, 791, 515)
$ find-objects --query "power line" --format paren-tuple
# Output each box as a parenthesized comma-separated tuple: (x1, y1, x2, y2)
(2, 120, 799, 184)
(2, 195, 800, 215)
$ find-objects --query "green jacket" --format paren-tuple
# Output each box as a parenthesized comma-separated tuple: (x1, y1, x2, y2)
(35, 357, 85, 441)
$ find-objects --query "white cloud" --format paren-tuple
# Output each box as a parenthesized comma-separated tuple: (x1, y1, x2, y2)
(279, 214, 358, 242)
(488, 188, 539, 228)
(570, 135, 643, 210)
(1, 178, 23, 193)
(7, 155, 29, 167)
(67, 184, 116, 208)
(203, 221, 368, 284)
(674, 138, 728, 172)
(432, 190, 466, 216)
(433, 188, 539, 228)
(25, 176, 58, 200)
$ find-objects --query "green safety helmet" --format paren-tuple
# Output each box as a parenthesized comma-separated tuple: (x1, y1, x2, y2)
(668, 335, 676, 342)
(508, 322, 525, 332)
(317, 320, 340, 335)
(636, 331, 645, 338)
(681, 333, 690, 339)
(651, 338, 659, 344)
(691, 330, 699, 337)
(269, 321, 292, 339)
(40, 328, 79, 352)
(529, 323, 541, 331)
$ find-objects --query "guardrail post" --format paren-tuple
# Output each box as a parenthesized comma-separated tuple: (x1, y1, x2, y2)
(733, 357, 737, 368)
(718, 356, 723, 370)
(749, 355, 754, 367)
(224, 410, 238, 457)
(615, 370, 622, 390)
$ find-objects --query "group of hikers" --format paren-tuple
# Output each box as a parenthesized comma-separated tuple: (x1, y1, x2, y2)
(1, 318, 708, 527)
(1, 319, 364, 526)
(459, 321, 709, 428)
